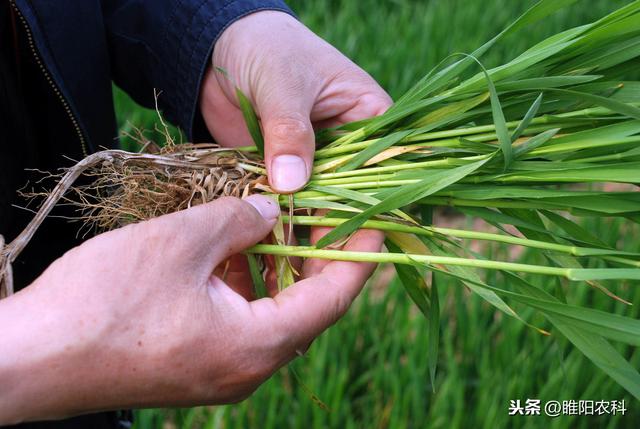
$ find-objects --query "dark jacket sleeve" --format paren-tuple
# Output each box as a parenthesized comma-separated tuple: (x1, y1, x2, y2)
(103, 0, 294, 140)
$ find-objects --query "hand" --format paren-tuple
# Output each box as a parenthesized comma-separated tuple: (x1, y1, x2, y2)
(0, 195, 383, 424)
(200, 11, 392, 193)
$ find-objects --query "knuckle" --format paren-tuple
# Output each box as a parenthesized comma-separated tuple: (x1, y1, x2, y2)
(267, 115, 313, 143)
(217, 196, 262, 231)
(135, 216, 179, 254)
(241, 363, 273, 387)
(268, 304, 317, 355)
(267, 323, 294, 356)
(213, 196, 244, 221)
(220, 381, 262, 404)
(200, 358, 274, 404)
(215, 195, 244, 210)
(358, 92, 393, 115)
(198, 196, 241, 231)
(254, 301, 294, 350)
(325, 276, 352, 323)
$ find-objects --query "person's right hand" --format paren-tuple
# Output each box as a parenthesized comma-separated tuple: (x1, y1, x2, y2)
(200, 11, 392, 193)
(0, 195, 383, 425)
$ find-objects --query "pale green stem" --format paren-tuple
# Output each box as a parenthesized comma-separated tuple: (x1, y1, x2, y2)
(315, 121, 583, 159)
(248, 244, 571, 278)
(283, 215, 639, 263)
(234, 146, 258, 153)
(603, 256, 640, 268)
(529, 136, 640, 156)
(568, 151, 640, 164)
(315, 136, 460, 158)
(311, 155, 487, 180)
(309, 173, 399, 186)
(282, 192, 542, 210)
(234, 106, 622, 157)
(417, 196, 560, 210)
(312, 179, 421, 190)
(283, 191, 585, 214)
(238, 162, 266, 175)
(318, 106, 624, 152)
(404, 122, 580, 144)
(313, 154, 355, 173)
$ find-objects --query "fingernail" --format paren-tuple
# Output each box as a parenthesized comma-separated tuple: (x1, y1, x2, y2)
(271, 155, 308, 192)
(243, 194, 280, 220)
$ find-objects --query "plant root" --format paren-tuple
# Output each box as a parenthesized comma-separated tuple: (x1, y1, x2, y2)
(0, 144, 265, 298)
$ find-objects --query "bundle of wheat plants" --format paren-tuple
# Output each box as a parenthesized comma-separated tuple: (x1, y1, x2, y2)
(2, 0, 640, 400)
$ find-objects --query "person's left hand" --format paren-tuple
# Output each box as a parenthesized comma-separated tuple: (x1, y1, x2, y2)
(0, 196, 383, 423)
(199, 10, 393, 194)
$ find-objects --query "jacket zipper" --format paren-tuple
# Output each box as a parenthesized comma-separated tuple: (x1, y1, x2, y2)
(9, 0, 89, 157)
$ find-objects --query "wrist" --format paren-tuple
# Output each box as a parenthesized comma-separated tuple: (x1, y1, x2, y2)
(0, 284, 101, 423)
(211, 10, 302, 95)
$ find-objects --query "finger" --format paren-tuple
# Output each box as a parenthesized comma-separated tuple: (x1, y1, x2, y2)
(312, 92, 393, 130)
(251, 228, 384, 350)
(213, 254, 255, 301)
(154, 195, 279, 280)
(337, 92, 393, 123)
(206, 274, 255, 316)
(257, 88, 316, 194)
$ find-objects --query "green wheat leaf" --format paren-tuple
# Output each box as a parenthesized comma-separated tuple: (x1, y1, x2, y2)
(236, 88, 264, 157)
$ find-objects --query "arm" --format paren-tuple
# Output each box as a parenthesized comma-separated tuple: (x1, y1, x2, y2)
(103, 0, 294, 138)
(0, 195, 383, 424)
(104, 2, 392, 193)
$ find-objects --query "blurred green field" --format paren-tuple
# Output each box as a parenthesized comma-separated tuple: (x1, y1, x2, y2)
(114, 0, 639, 428)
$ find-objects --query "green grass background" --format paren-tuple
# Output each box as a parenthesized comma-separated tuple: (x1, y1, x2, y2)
(114, 0, 639, 427)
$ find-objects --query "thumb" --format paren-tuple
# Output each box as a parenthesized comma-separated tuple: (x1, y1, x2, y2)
(251, 228, 385, 352)
(258, 90, 315, 194)
(157, 195, 279, 277)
